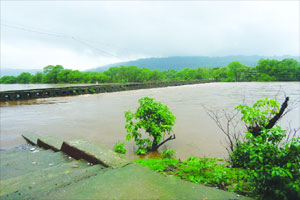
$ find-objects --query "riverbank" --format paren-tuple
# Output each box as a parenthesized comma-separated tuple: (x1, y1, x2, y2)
(0, 80, 211, 102)
(0, 134, 252, 200)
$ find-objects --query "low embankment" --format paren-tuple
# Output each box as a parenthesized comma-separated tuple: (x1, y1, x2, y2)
(0, 81, 210, 102)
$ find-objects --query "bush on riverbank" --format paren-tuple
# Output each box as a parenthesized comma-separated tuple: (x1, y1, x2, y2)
(230, 98, 300, 199)
(136, 97, 300, 199)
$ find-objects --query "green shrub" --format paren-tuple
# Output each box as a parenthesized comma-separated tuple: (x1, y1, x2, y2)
(231, 98, 300, 199)
(114, 142, 127, 154)
(161, 149, 176, 159)
(125, 97, 176, 154)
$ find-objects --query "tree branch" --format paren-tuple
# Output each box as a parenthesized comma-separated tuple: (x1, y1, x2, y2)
(265, 97, 289, 129)
(250, 97, 289, 137)
(155, 134, 176, 150)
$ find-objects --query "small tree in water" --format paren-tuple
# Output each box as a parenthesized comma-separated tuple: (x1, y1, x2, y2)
(125, 97, 176, 154)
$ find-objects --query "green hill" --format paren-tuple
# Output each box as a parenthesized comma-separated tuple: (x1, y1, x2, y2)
(89, 55, 300, 72)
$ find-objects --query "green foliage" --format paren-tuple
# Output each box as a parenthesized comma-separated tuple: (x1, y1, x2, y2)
(42, 65, 64, 83)
(176, 157, 252, 194)
(88, 88, 96, 93)
(30, 72, 43, 83)
(114, 142, 127, 154)
(0, 76, 17, 84)
(236, 97, 280, 128)
(135, 158, 179, 172)
(135, 157, 252, 195)
(231, 98, 300, 199)
(17, 72, 32, 83)
(1, 58, 299, 84)
(227, 61, 244, 81)
(125, 97, 176, 154)
(161, 149, 176, 159)
(256, 58, 300, 81)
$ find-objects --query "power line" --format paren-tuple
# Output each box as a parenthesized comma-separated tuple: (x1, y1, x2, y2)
(72, 37, 122, 59)
(1, 20, 118, 48)
(1, 23, 68, 38)
(1, 22, 122, 59)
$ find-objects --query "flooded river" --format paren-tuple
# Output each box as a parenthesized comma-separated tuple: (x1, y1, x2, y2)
(0, 82, 299, 160)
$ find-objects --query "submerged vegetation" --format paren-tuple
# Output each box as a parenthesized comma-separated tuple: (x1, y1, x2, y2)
(1, 58, 299, 84)
(125, 97, 176, 155)
(113, 142, 127, 154)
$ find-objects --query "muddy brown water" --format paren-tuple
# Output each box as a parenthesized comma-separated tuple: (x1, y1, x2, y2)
(1, 82, 299, 160)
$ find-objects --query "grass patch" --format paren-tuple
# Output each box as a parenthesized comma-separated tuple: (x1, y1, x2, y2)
(135, 157, 253, 196)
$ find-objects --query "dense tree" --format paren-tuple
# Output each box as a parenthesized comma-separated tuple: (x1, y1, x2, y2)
(57, 69, 72, 83)
(42, 65, 64, 83)
(17, 72, 32, 83)
(256, 58, 300, 81)
(1, 58, 299, 84)
(136, 68, 151, 82)
(0, 76, 18, 83)
(227, 61, 244, 81)
(30, 72, 43, 83)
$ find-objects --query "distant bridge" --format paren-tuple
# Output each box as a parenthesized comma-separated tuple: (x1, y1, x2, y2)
(0, 81, 210, 102)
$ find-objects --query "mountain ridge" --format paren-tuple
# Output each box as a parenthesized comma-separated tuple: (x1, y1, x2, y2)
(88, 55, 300, 72)
(1, 55, 299, 77)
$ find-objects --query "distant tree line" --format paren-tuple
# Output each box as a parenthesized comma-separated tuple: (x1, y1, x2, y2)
(1, 58, 299, 84)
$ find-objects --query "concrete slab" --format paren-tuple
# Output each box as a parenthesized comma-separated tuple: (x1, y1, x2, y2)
(37, 136, 64, 152)
(61, 139, 129, 168)
(0, 150, 71, 180)
(22, 133, 40, 145)
(41, 164, 253, 200)
(0, 145, 253, 200)
(0, 163, 104, 199)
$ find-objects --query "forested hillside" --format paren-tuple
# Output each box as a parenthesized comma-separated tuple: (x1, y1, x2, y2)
(89, 55, 300, 72)
(1, 58, 299, 84)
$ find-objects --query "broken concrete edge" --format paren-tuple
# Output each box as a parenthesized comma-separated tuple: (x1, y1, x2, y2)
(22, 134, 131, 169)
(62, 139, 130, 169)
(60, 141, 122, 168)
(22, 133, 40, 146)
(37, 136, 64, 152)
(60, 142, 106, 166)
(37, 139, 60, 152)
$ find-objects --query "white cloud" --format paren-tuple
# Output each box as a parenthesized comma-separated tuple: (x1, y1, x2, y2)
(1, 1, 299, 70)
(1, 41, 121, 70)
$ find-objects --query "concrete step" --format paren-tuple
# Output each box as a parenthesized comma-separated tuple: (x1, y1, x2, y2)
(22, 133, 40, 145)
(0, 149, 72, 180)
(22, 134, 129, 169)
(37, 136, 64, 152)
(0, 162, 105, 200)
(61, 139, 129, 168)
(23, 133, 64, 152)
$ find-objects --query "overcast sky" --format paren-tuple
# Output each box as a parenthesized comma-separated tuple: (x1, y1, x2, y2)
(1, 1, 299, 70)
